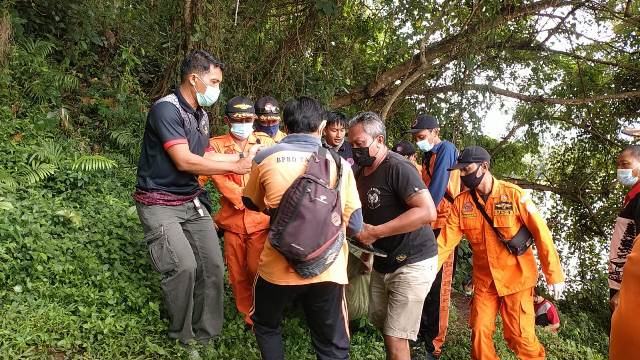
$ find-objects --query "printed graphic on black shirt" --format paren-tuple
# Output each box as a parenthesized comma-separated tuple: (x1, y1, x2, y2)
(367, 188, 382, 209)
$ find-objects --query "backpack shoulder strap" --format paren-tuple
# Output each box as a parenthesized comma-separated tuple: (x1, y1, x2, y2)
(469, 191, 504, 241)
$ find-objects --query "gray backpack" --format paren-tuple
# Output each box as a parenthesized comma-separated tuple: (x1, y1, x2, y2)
(268, 147, 344, 278)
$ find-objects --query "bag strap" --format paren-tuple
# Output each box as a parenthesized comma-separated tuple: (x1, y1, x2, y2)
(444, 192, 455, 203)
(469, 190, 505, 242)
(316, 147, 343, 192)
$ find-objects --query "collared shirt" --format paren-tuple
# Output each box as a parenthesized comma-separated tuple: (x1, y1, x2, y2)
(199, 133, 275, 234)
(438, 177, 565, 296)
(136, 89, 209, 195)
(242, 134, 363, 285)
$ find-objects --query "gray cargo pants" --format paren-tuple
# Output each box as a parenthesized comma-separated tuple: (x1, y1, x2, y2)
(136, 200, 224, 344)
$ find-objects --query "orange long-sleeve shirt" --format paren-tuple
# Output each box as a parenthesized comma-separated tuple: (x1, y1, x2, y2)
(199, 133, 275, 234)
(438, 177, 565, 296)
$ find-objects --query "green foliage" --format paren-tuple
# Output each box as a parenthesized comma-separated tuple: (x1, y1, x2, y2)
(72, 155, 117, 171)
(2, 0, 635, 358)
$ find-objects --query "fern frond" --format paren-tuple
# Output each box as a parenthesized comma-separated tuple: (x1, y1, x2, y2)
(21, 39, 55, 58)
(109, 129, 138, 148)
(72, 155, 117, 171)
(0, 200, 13, 211)
(31, 140, 66, 165)
(20, 162, 57, 185)
(0, 169, 17, 190)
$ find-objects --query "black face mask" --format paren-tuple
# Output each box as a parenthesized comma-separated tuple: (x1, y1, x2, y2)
(352, 140, 380, 167)
(461, 164, 485, 189)
(353, 146, 375, 167)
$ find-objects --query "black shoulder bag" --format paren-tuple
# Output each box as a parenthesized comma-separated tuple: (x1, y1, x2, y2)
(469, 191, 534, 256)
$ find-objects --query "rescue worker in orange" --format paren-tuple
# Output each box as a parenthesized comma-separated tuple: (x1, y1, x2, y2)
(253, 96, 287, 143)
(409, 114, 460, 359)
(199, 96, 275, 326)
(437, 146, 565, 360)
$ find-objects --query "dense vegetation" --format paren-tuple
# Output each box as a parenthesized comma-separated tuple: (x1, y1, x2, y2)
(1, 0, 638, 358)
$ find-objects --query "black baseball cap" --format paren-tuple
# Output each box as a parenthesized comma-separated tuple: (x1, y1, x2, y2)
(391, 140, 416, 156)
(226, 96, 255, 115)
(408, 114, 439, 133)
(255, 96, 280, 115)
(447, 146, 491, 170)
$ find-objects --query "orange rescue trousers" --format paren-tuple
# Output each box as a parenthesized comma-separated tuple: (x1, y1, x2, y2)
(470, 283, 544, 360)
(223, 229, 268, 325)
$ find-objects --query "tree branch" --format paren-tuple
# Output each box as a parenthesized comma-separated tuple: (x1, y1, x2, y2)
(491, 122, 527, 154)
(426, 83, 640, 105)
(504, 177, 580, 201)
(511, 43, 640, 72)
(330, 0, 580, 108)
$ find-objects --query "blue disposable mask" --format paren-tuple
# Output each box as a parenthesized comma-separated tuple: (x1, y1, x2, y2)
(256, 123, 280, 138)
(230, 122, 254, 139)
(193, 76, 220, 107)
(416, 139, 433, 152)
(617, 168, 639, 187)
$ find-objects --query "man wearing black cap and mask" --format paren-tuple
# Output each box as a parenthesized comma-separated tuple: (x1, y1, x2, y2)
(254, 96, 287, 143)
(408, 114, 460, 359)
(437, 146, 565, 360)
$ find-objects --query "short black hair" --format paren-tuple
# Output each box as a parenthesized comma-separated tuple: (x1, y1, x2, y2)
(326, 110, 348, 128)
(623, 145, 640, 160)
(283, 96, 326, 134)
(180, 50, 225, 82)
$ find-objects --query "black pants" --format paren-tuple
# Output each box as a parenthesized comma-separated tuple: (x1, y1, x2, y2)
(418, 228, 456, 355)
(252, 276, 349, 360)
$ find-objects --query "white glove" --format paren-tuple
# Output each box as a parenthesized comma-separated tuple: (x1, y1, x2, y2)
(547, 282, 565, 300)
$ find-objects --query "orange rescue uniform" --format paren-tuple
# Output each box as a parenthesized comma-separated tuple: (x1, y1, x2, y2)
(438, 177, 565, 360)
(421, 144, 461, 355)
(199, 133, 275, 325)
(254, 130, 287, 144)
(422, 151, 461, 230)
(610, 234, 640, 359)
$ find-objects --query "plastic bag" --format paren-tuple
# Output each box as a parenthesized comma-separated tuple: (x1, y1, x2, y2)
(346, 252, 370, 321)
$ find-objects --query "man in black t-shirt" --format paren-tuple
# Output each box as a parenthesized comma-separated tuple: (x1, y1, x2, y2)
(134, 50, 259, 348)
(349, 111, 438, 360)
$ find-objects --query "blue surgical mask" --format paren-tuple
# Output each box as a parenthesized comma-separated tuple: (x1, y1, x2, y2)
(416, 139, 433, 152)
(230, 122, 254, 139)
(256, 123, 280, 138)
(617, 168, 639, 187)
(193, 76, 220, 107)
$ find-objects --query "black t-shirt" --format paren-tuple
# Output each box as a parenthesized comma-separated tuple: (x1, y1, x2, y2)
(356, 151, 437, 273)
(136, 90, 210, 195)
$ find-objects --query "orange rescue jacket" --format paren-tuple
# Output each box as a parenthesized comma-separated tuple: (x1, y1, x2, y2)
(199, 133, 274, 234)
(438, 177, 565, 296)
